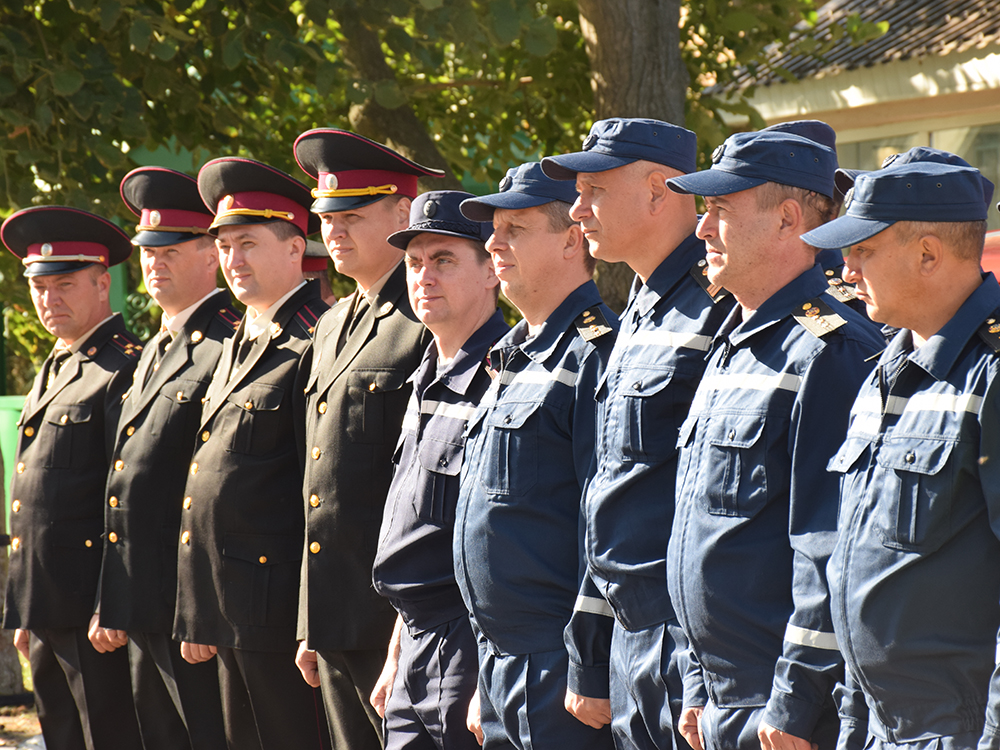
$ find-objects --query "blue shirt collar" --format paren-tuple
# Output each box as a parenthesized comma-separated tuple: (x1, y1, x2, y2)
(500, 280, 605, 365)
(721, 263, 829, 346)
(631, 231, 705, 319)
(412, 308, 509, 397)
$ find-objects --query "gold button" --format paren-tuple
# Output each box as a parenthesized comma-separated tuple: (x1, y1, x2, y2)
(85, 539, 93, 548)
(309, 494, 320, 508)
(258, 556, 267, 564)
(11, 500, 20, 513)
(181, 531, 191, 544)
(244, 400, 254, 410)
(309, 541, 321, 554)
(11, 538, 20, 551)
(318, 402, 327, 414)
(183, 496, 192, 510)
(16, 462, 24, 474)
(126, 425, 135, 436)
(60, 414, 68, 424)
(109, 496, 119, 508)
(190, 462, 198, 475)
(108, 532, 118, 543)
(23, 427, 34, 437)
(311, 447, 321, 460)
(368, 382, 377, 392)
(201, 430, 210, 442)
(114, 460, 124, 471)
(176, 390, 184, 400)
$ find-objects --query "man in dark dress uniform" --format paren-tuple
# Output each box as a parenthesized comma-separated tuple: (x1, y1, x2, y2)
(171, 157, 330, 750)
(1, 206, 143, 750)
(86, 167, 237, 750)
(292, 128, 437, 750)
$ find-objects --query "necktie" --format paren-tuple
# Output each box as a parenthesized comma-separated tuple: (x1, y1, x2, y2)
(43, 350, 71, 392)
(230, 334, 255, 379)
(143, 330, 172, 387)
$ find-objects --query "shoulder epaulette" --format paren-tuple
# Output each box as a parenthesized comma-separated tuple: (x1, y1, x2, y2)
(293, 302, 324, 338)
(793, 297, 847, 338)
(978, 316, 1000, 353)
(216, 306, 241, 332)
(823, 266, 859, 304)
(574, 307, 614, 342)
(689, 259, 729, 303)
(108, 333, 142, 359)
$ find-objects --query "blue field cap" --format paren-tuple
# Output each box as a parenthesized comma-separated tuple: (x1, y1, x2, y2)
(540, 118, 697, 181)
(801, 162, 988, 250)
(835, 146, 995, 211)
(763, 120, 838, 154)
(459, 162, 579, 222)
(667, 131, 837, 199)
(388, 191, 491, 250)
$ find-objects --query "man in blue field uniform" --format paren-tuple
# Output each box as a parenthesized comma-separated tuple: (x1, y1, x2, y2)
(540, 118, 734, 750)
(454, 161, 616, 750)
(665, 130, 885, 750)
(370, 190, 507, 750)
(803, 162, 1000, 750)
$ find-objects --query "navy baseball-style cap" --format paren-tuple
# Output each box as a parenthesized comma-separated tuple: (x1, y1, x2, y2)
(540, 118, 697, 181)
(835, 147, 995, 211)
(388, 191, 492, 250)
(294, 128, 444, 214)
(459, 162, 579, 222)
(121, 167, 213, 247)
(2, 206, 132, 277)
(198, 157, 320, 237)
(762, 120, 837, 154)
(667, 131, 838, 199)
(801, 162, 988, 250)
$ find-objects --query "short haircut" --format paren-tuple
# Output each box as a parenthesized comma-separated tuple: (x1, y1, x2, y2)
(195, 234, 216, 250)
(755, 182, 838, 233)
(893, 219, 988, 263)
(537, 200, 596, 274)
(265, 220, 305, 243)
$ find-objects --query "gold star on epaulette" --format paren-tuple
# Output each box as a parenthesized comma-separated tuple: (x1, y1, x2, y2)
(978, 317, 1000, 353)
(574, 308, 613, 342)
(793, 297, 846, 338)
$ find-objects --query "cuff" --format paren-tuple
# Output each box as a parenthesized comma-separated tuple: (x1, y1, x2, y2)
(762, 690, 826, 742)
(567, 659, 610, 700)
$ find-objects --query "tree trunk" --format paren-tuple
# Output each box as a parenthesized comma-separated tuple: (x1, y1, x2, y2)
(576, 0, 689, 312)
(0, 449, 25, 696)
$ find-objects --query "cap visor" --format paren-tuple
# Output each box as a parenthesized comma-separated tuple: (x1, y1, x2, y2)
(23, 260, 99, 278)
(801, 215, 894, 250)
(834, 169, 865, 198)
(131, 230, 207, 247)
(388, 227, 486, 251)
(666, 170, 765, 197)
(310, 194, 388, 214)
(460, 193, 551, 222)
(540, 152, 636, 181)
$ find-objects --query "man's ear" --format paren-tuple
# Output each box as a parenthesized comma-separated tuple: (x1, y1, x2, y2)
(648, 170, 670, 215)
(917, 232, 944, 277)
(394, 197, 412, 229)
(289, 234, 306, 262)
(776, 198, 804, 238)
(563, 223, 585, 259)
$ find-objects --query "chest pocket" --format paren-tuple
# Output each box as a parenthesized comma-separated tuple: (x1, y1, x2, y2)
(704, 415, 769, 518)
(41, 403, 93, 469)
(414, 439, 464, 526)
(874, 437, 958, 554)
(618, 369, 676, 462)
(479, 400, 542, 499)
(225, 384, 284, 456)
(149, 378, 201, 437)
(347, 369, 411, 445)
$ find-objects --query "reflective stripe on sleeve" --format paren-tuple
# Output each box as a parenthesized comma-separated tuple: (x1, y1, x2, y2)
(573, 595, 614, 618)
(784, 624, 840, 651)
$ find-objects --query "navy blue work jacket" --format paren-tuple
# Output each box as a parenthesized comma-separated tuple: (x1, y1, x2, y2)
(828, 274, 1000, 748)
(564, 233, 734, 696)
(373, 310, 509, 632)
(667, 264, 884, 739)
(454, 281, 617, 661)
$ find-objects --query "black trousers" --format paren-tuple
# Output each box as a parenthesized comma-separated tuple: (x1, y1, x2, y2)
(29, 627, 142, 750)
(317, 648, 386, 750)
(128, 631, 226, 750)
(217, 645, 330, 750)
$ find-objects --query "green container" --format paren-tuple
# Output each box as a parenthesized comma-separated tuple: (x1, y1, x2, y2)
(0, 395, 25, 531)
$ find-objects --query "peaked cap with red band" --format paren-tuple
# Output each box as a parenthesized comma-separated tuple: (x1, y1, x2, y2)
(303, 239, 329, 273)
(293, 128, 445, 213)
(121, 166, 214, 247)
(1, 205, 132, 278)
(197, 157, 320, 236)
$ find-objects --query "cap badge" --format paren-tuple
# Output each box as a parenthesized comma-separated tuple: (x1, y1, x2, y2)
(881, 153, 899, 168)
(149, 210, 161, 227)
(221, 195, 235, 211)
(711, 145, 725, 164)
(582, 134, 598, 151)
(324, 174, 338, 191)
(499, 176, 513, 192)
(843, 187, 854, 212)
(40, 243, 53, 257)
(423, 200, 437, 218)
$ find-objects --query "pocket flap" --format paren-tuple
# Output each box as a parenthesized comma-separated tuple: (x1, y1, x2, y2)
(487, 400, 543, 431)
(418, 439, 464, 477)
(677, 415, 697, 448)
(227, 383, 284, 412)
(707, 415, 764, 449)
(162, 379, 202, 404)
(828, 436, 870, 473)
(623, 369, 674, 399)
(876, 437, 956, 475)
(350, 368, 410, 394)
(223, 533, 302, 566)
(44, 403, 92, 426)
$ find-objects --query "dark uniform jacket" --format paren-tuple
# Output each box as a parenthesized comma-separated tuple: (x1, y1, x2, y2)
(299, 263, 432, 652)
(3, 314, 141, 630)
(173, 281, 326, 652)
(100, 291, 239, 633)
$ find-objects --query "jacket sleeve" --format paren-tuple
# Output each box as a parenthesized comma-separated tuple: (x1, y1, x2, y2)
(763, 336, 876, 740)
(835, 666, 869, 750)
(978, 370, 1000, 750)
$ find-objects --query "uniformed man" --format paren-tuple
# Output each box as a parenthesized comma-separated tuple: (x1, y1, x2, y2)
(171, 157, 330, 750)
(369, 190, 507, 749)
(538, 118, 734, 750)
(664, 130, 885, 750)
(0, 206, 143, 750)
(454, 161, 617, 750)
(292, 128, 437, 749)
(801, 162, 1000, 750)
(87, 166, 237, 750)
